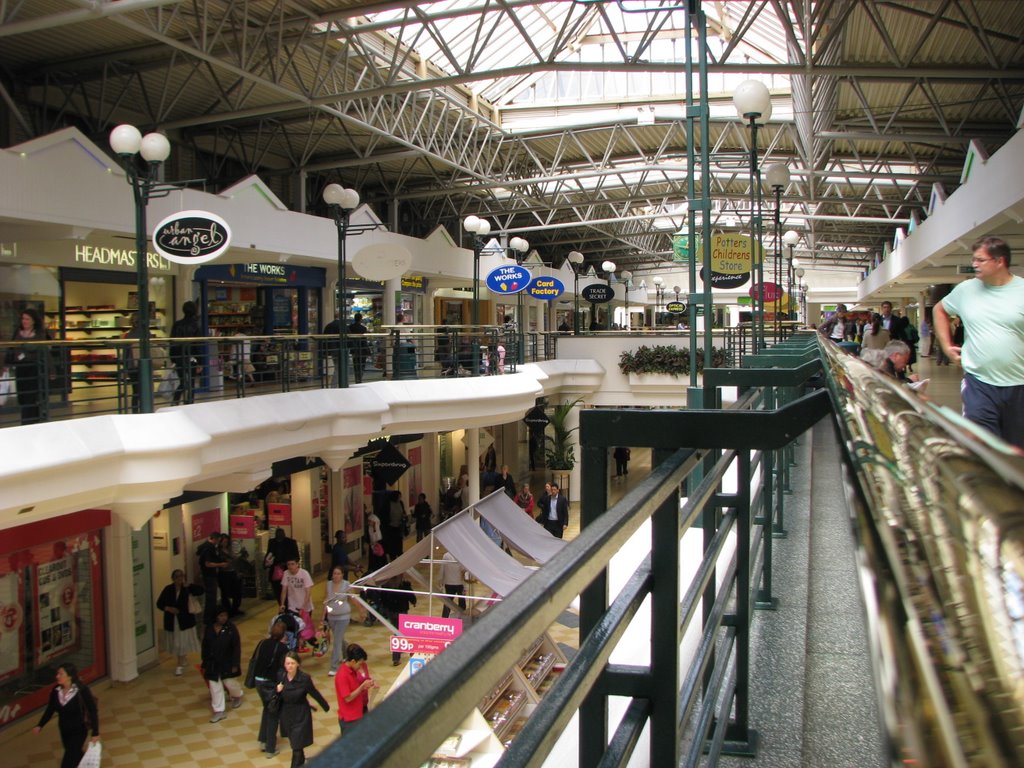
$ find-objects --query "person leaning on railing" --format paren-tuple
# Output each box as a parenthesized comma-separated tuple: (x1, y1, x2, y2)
(5, 306, 52, 425)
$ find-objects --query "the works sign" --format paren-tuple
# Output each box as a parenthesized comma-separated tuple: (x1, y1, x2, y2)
(152, 210, 232, 265)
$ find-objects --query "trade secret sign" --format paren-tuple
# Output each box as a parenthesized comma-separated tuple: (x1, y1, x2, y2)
(486, 264, 531, 295)
(526, 276, 564, 300)
(152, 210, 231, 265)
(581, 284, 613, 303)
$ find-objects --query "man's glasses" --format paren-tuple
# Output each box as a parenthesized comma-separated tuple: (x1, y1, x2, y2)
(972, 256, 995, 264)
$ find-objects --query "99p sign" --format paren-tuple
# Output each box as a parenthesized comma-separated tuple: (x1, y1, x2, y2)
(390, 636, 451, 655)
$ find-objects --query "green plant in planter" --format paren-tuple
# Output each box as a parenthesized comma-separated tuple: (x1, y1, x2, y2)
(544, 397, 582, 470)
(618, 345, 726, 376)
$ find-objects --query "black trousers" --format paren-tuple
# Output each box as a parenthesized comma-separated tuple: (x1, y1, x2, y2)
(442, 584, 466, 618)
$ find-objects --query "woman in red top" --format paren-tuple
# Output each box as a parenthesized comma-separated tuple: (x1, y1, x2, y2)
(334, 643, 378, 735)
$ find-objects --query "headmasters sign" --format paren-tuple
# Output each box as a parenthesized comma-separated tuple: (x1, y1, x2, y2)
(152, 210, 232, 265)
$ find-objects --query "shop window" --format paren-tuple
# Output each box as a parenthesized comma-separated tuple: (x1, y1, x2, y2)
(0, 509, 108, 727)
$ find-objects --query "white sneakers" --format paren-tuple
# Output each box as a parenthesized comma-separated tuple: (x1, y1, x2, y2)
(174, 666, 184, 676)
(209, 712, 227, 723)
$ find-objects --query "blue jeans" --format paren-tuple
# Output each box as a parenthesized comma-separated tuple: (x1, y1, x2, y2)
(328, 616, 350, 672)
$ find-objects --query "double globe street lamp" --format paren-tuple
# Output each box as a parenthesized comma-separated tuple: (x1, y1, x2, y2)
(783, 230, 801, 322)
(652, 276, 664, 326)
(463, 215, 492, 327)
(109, 124, 172, 414)
(765, 162, 790, 340)
(323, 184, 360, 388)
(601, 260, 616, 330)
(566, 250, 585, 335)
(733, 79, 772, 352)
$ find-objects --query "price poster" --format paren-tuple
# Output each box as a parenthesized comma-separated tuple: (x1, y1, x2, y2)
(191, 507, 221, 541)
(0, 572, 25, 684)
(267, 503, 292, 527)
(33, 555, 78, 665)
(343, 465, 363, 536)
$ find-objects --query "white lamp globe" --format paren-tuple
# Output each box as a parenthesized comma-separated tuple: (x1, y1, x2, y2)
(602, 260, 616, 274)
(653, 275, 663, 286)
(463, 215, 481, 233)
(567, 250, 584, 265)
(795, 267, 805, 278)
(753, 98, 773, 126)
(338, 188, 360, 210)
(140, 132, 171, 162)
(783, 230, 800, 247)
(510, 237, 529, 253)
(621, 270, 632, 282)
(765, 163, 790, 190)
(476, 219, 491, 236)
(672, 285, 681, 294)
(733, 80, 771, 120)
(323, 183, 345, 205)
(110, 124, 142, 155)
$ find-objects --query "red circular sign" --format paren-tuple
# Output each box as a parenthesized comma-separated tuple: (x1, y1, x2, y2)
(749, 282, 782, 302)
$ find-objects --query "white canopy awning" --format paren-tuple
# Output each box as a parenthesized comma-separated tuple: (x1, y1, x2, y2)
(353, 490, 559, 598)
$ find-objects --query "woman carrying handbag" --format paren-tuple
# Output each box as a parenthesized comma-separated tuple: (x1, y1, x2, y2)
(32, 663, 99, 767)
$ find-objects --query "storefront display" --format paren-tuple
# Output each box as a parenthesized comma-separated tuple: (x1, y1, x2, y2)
(195, 263, 324, 336)
(0, 509, 108, 728)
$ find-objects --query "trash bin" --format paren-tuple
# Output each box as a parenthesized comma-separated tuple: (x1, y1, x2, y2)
(394, 340, 417, 379)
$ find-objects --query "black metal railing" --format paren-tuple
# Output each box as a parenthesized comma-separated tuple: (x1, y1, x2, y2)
(0, 322, 777, 428)
(311, 337, 827, 766)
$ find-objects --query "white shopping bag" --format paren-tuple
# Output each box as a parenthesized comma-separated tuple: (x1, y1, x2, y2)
(80, 741, 102, 768)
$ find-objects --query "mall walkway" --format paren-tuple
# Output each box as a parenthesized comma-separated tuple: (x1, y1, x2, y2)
(2, 357, 965, 767)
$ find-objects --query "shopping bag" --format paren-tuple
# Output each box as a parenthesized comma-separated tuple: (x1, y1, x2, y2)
(80, 741, 102, 768)
(0, 367, 14, 406)
(187, 594, 203, 615)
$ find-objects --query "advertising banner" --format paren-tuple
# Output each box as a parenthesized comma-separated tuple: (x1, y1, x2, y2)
(0, 572, 24, 684)
(230, 515, 257, 539)
(33, 555, 78, 665)
(399, 614, 463, 642)
(191, 507, 221, 541)
(267, 503, 292, 527)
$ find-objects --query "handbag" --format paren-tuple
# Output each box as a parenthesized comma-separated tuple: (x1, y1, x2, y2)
(271, 564, 285, 582)
(243, 642, 260, 689)
(265, 692, 282, 714)
(187, 593, 202, 614)
(80, 741, 102, 768)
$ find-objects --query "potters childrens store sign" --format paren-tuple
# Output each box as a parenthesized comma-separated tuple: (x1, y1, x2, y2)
(152, 210, 232, 265)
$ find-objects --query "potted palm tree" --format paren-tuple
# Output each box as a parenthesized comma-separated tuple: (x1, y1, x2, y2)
(544, 397, 582, 471)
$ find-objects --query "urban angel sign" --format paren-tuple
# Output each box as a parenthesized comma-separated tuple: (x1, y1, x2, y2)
(152, 210, 232, 265)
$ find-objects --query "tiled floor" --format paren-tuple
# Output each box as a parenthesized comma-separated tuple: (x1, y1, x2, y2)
(2, 461, 663, 768)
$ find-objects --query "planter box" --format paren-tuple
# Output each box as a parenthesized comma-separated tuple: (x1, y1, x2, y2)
(627, 372, 690, 393)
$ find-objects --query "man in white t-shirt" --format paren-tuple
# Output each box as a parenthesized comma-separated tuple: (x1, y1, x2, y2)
(280, 558, 313, 613)
(933, 235, 1024, 447)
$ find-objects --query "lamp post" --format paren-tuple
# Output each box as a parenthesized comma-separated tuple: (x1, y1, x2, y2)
(620, 270, 632, 330)
(601, 260, 616, 329)
(508, 236, 529, 363)
(733, 79, 772, 352)
(765, 163, 789, 342)
(567, 250, 585, 335)
(783, 230, 800, 322)
(463, 215, 492, 327)
(796, 268, 807, 323)
(652, 275, 664, 327)
(109, 124, 171, 414)
(323, 184, 360, 388)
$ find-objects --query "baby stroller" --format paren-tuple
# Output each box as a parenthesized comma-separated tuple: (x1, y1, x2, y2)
(268, 609, 306, 651)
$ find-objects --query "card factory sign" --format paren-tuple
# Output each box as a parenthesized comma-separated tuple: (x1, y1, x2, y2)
(152, 210, 232, 265)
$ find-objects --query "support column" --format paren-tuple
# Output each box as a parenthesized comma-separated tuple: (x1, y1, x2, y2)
(422, 433, 440, 518)
(467, 427, 481, 504)
(565, 401, 582, 503)
(107, 507, 149, 682)
(385, 277, 401, 325)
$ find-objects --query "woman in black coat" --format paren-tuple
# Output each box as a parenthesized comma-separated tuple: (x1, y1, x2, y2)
(276, 651, 330, 767)
(253, 620, 290, 757)
(156, 569, 204, 676)
(32, 663, 99, 768)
